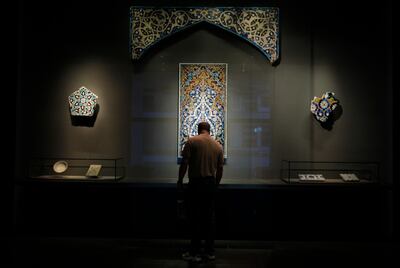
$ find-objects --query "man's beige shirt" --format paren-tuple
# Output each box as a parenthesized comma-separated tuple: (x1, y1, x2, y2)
(182, 133, 224, 179)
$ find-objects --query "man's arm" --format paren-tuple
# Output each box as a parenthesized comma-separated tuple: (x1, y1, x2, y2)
(178, 140, 190, 189)
(178, 160, 188, 187)
(216, 150, 224, 186)
(216, 165, 223, 186)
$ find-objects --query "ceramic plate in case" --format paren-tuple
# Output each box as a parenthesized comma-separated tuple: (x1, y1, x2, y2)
(53, 160, 68, 173)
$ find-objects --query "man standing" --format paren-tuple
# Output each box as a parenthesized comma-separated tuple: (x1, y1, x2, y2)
(178, 122, 224, 262)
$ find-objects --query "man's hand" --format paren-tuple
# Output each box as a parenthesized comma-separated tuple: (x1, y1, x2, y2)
(178, 161, 188, 191)
(216, 166, 223, 186)
(177, 179, 184, 191)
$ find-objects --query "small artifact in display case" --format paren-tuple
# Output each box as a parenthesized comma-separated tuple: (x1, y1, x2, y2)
(298, 174, 326, 181)
(29, 157, 124, 181)
(281, 160, 379, 184)
(339, 173, 360, 182)
(86, 164, 102, 177)
(53, 160, 68, 173)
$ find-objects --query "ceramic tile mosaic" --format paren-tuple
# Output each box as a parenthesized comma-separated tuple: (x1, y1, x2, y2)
(68, 86, 98, 116)
(179, 63, 227, 158)
(130, 7, 279, 63)
(310, 92, 339, 123)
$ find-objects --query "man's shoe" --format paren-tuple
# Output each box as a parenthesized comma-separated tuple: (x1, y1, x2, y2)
(205, 253, 216, 261)
(182, 252, 202, 262)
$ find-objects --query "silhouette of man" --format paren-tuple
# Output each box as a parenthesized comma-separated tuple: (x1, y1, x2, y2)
(178, 122, 224, 262)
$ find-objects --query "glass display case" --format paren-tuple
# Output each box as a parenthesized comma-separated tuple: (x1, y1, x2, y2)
(280, 160, 379, 184)
(29, 157, 125, 181)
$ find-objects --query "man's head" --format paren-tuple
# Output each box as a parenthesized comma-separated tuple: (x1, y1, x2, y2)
(198, 122, 211, 134)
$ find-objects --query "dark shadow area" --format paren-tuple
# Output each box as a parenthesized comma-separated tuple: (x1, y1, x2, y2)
(12, 238, 396, 268)
(13, 180, 392, 241)
(70, 104, 99, 127)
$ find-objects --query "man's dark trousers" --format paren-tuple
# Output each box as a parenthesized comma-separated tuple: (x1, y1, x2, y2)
(187, 176, 216, 255)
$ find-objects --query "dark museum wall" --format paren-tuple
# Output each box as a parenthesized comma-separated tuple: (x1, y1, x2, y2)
(13, 0, 395, 242)
(16, 0, 393, 181)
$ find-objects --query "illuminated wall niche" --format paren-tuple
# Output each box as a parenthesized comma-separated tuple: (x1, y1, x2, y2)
(178, 63, 227, 161)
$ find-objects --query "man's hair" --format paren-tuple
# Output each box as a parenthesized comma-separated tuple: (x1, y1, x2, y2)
(198, 122, 211, 134)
